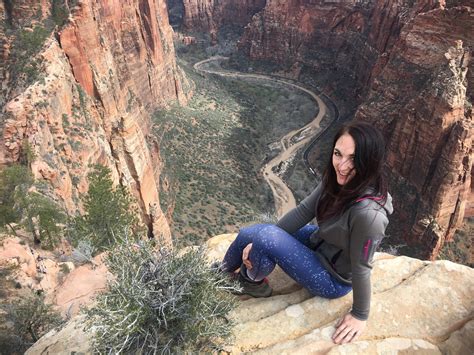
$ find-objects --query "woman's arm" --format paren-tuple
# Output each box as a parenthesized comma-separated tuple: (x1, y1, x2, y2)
(348, 208, 387, 320)
(332, 207, 387, 344)
(276, 183, 322, 233)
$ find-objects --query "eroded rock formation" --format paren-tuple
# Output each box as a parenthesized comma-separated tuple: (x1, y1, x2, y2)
(25, 233, 474, 354)
(0, 236, 107, 316)
(235, 0, 473, 258)
(179, 0, 266, 43)
(1, 0, 191, 239)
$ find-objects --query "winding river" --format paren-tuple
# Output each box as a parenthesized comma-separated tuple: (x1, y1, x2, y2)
(194, 56, 327, 217)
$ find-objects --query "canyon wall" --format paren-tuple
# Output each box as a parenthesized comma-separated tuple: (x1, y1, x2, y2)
(180, 0, 266, 42)
(355, 6, 473, 258)
(1, 0, 191, 241)
(235, 0, 473, 259)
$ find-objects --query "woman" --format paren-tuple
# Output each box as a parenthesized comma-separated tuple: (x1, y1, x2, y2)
(219, 121, 393, 344)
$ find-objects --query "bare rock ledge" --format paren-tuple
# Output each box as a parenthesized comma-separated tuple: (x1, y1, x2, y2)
(26, 234, 474, 354)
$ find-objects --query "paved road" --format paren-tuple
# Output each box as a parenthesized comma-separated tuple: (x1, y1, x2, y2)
(194, 56, 327, 217)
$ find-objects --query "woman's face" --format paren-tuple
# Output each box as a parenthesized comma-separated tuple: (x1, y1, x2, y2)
(332, 133, 356, 186)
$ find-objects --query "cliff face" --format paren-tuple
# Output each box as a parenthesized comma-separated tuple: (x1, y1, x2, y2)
(239, 0, 440, 99)
(355, 5, 473, 258)
(1, 0, 190, 240)
(237, 0, 473, 258)
(180, 0, 266, 42)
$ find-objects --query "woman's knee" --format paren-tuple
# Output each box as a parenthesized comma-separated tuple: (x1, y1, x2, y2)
(252, 225, 289, 250)
(236, 224, 271, 245)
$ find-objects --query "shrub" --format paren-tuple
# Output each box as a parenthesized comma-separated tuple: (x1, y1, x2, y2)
(51, 0, 70, 27)
(85, 237, 239, 354)
(1, 292, 62, 354)
(70, 240, 94, 265)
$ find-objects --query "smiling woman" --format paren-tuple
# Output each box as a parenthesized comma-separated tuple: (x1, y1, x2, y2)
(332, 134, 356, 186)
(216, 121, 393, 345)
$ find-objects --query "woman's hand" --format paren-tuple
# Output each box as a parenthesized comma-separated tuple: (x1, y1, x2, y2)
(332, 313, 366, 344)
(242, 243, 253, 270)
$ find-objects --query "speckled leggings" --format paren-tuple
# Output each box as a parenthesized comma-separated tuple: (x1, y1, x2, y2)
(222, 224, 352, 299)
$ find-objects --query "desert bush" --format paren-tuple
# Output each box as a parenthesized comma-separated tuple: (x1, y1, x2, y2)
(1, 292, 62, 354)
(85, 237, 239, 354)
(70, 240, 95, 265)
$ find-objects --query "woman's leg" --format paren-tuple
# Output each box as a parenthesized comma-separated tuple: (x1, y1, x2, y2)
(221, 224, 271, 273)
(242, 224, 351, 299)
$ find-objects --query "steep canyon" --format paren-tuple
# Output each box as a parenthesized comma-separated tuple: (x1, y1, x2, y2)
(1, 0, 190, 241)
(178, 0, 473, 259)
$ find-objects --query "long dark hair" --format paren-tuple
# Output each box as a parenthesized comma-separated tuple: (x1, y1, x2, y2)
(317, 121, 387, 223)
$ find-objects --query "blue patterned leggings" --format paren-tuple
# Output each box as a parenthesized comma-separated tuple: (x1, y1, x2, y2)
(222, 224, 352, 299)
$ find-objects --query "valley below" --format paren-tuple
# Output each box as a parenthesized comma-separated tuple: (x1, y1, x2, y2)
(155, 46, 327, 246)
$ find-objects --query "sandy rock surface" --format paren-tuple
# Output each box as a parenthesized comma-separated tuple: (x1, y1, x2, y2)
(26, 233, 474, 354)
(0, 237, 108, 316)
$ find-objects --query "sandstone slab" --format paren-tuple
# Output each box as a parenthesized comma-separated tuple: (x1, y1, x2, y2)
(26, 234, 474, 354)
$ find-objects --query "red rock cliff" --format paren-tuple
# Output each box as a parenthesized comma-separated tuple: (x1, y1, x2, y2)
(180, 0, 266, 42)
(1, 0, 191, 242)
(237, 0, 473, 258)
(355, 7, 473, 259)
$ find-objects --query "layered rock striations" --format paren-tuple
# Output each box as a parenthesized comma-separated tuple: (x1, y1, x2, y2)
(179, 0, 266, 42)
(238, 0, 428, 99)
(25, 234, 474, 354)
(237, 0, 473, 258)
(1, 0, 191, 239)
(356, 19, 473, 258)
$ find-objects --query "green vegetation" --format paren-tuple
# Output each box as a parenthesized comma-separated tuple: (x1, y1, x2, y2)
(3, 0, 73, 92)
(10, 25, 50, 84)
(23, 192, 66, 249)
(155, 54, 317, 245)
(69, 165, 144, 253)
(51, 0, 71, 27)
(0, 164, 65, 248)
(86, 237, 238, 354)
(0, 292, 62, 354)
(0, 165, 33, 235)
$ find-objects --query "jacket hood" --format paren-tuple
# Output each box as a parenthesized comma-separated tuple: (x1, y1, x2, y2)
(381, 193, 394, 215)
(358, 190, 394, 216)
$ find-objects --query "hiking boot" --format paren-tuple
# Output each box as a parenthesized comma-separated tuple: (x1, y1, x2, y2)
(232, 265, 272, 298)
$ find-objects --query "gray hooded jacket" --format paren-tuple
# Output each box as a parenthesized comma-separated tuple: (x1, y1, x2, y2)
(276, 183, 394, 320)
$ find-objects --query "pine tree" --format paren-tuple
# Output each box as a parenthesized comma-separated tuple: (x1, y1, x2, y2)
(71, 165, 144, 252)
(0, 165, 33, 235)
(23, 193, 66, 249)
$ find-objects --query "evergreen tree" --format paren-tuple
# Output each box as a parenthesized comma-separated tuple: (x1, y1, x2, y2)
(0, 165, 33, 235)
(71, 165, 144, 252)
(23, 193, 66, 249)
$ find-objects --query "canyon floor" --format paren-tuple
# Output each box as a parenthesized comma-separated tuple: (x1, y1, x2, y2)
(154, 44, 321, 246)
